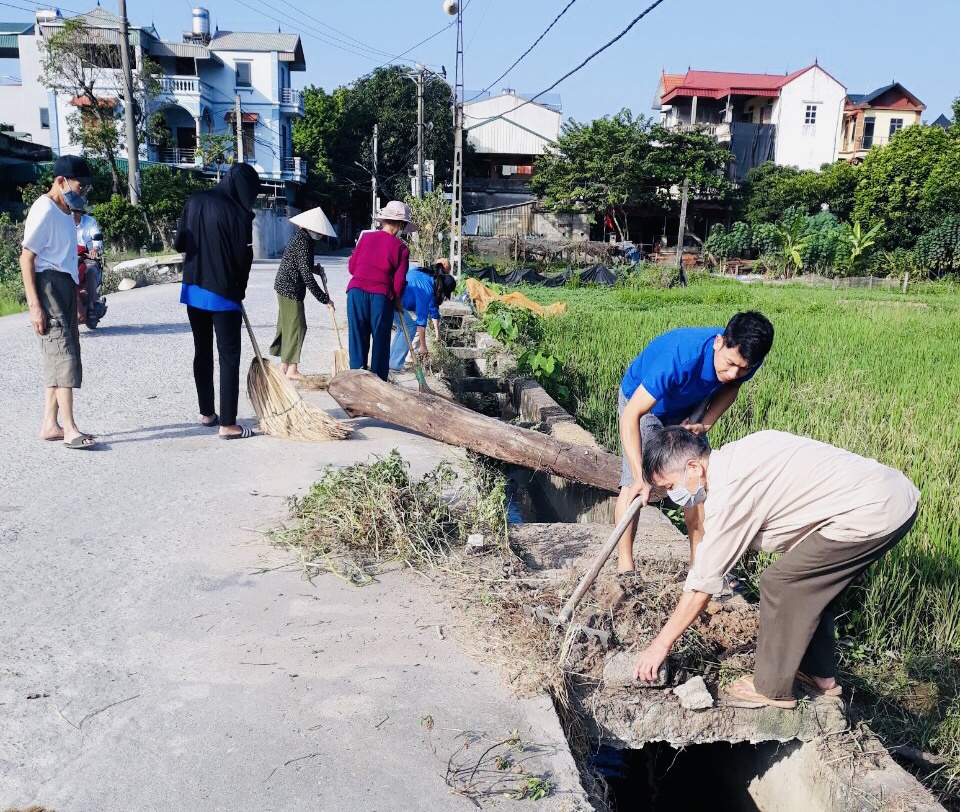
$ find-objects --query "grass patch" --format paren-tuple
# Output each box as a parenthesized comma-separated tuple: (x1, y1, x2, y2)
(0, 283, 25, 316)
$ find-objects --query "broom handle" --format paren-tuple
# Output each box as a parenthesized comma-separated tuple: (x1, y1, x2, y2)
(557, 497, 645, 624)
(240, 305, 266, 366)
(318, 275, 344, 350)
(398, 309, 424, 369)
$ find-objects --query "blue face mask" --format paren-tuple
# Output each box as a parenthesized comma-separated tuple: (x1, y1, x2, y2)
(63, 189, 87, 211)
(667, 462, 707, 508)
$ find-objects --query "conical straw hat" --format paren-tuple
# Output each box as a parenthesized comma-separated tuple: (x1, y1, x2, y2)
(289, 206, 337, 238)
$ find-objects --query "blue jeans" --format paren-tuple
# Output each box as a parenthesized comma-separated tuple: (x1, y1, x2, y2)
(347, 287, 394, 381)
(389, 310, 418, 371)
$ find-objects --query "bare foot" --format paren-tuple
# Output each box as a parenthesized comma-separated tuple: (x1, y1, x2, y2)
(41, 424, 64, 441)
(286, 371, 306, 381)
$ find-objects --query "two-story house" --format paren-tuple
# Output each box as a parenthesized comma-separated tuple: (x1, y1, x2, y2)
(653, 65, 847, 180)
(0, 6, 306, 201)
(837, 83, 925, 162)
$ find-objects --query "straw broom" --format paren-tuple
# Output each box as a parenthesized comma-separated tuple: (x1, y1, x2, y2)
(318, 275, 350, 375)
(241, 306, 351, 441)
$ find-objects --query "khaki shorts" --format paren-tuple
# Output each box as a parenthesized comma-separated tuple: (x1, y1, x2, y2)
(38, 270, 82, 389)
(618, 388, 709, 491)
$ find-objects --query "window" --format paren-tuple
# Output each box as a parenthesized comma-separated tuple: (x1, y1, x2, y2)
(174, 56, 197, 76)
(235, 61, 252, 88)
(862, 116, 876, 149)
(741, 107, 753, 123)
(804, 104, 818, 125)
(39, 107, 50, 129)
(889, 118, 904, 137)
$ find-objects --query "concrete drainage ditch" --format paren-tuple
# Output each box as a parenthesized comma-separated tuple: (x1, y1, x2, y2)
(437, 301, 945, 811)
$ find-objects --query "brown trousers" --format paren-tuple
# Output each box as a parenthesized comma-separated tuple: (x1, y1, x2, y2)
(753, 509, 918, 700)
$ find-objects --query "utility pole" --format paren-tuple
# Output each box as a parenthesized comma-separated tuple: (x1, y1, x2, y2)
(675, 177, 690, 287)
(415, 69, 425, 199)
(234, 93, 243, 164)
(449, 4, 465, 277)
(117, 0, 140, 204)
(371, 123, 379, 228)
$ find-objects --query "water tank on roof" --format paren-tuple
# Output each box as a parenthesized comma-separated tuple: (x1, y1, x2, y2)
(192, 7, 210, 37)
(35, 9, 60, 25)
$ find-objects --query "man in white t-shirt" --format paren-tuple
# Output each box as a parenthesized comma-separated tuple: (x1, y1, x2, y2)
(19, 155, 97, 449)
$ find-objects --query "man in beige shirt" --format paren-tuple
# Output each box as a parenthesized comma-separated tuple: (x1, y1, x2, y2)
(633, 427, 919, 708)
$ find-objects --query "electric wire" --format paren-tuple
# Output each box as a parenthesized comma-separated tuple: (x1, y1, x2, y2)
(468, 0, 670, 125)
(466, 0, 578, 101)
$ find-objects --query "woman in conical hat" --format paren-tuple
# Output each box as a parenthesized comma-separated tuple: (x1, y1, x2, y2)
(269, 207, 336, 380)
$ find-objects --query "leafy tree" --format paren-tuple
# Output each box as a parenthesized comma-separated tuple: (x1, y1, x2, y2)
(852, 124, 955, 249)
(140, 165, 209, 248)
(530, 110, 730, 241)
(293, 67, 454, 226)
(738, 161, 858, 224)
(40, 18, 162, 195)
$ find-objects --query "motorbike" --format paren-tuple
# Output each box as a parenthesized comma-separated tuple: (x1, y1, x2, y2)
(77, 246, 108, 329)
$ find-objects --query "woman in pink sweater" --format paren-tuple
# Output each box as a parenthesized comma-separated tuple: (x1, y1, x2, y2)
(346, 201, 415, 381)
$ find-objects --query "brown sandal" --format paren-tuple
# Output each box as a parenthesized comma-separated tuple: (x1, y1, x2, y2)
(796, 671, 843, 697)
(722, 675, 798, 709)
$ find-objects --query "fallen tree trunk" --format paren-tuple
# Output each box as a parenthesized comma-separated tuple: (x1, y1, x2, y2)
(328, 370, 621, 493)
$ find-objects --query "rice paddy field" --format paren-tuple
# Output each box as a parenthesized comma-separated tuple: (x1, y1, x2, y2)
(520, 274, 960, 790)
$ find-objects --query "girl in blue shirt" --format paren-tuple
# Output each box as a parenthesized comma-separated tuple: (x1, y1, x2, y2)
(389, 260, 456, 372)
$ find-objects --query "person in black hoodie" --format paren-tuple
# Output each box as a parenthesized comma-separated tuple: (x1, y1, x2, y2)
(175, 163, 261, 439)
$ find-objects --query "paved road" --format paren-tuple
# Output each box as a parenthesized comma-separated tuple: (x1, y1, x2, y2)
(0, 258, 584, 811)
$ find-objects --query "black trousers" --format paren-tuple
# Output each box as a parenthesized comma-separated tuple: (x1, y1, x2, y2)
(187, 306, 242, 426)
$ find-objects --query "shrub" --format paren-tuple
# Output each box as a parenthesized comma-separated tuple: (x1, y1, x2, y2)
(915, 216, 960, 276)
(92, 194, 149, 252)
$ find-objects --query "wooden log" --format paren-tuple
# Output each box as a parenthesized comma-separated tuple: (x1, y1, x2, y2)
(328, 370, 621, 492)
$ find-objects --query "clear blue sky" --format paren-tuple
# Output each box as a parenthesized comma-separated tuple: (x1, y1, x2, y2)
(7, 0, 959, 121)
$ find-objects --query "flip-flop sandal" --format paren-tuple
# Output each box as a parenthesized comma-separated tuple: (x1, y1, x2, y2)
(64, 435, 97, 450)
(202, 413, 220, 427)
(795, 671, 843, 697)
(220, 426, 256, 440)
(722, 675, 797, 709)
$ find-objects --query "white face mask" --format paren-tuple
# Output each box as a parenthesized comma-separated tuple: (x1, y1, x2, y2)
(667, 461, 707, 508)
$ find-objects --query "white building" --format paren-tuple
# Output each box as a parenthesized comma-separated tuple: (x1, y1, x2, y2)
(653, 65, 846, 180)
(463, 89, 561, 188)
(0, 6, 306, 199)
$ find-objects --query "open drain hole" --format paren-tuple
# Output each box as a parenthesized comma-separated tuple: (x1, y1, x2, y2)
(596, 740, 815, 812)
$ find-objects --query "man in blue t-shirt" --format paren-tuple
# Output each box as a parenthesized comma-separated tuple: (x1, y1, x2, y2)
(616, 311, 774, 574)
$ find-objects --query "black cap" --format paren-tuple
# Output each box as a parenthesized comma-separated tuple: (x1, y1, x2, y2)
(53, 155, 93, 184)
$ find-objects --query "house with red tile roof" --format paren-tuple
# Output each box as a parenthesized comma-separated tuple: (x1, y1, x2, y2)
(838, 83, 925, 162)
(652, 64, 846, 180)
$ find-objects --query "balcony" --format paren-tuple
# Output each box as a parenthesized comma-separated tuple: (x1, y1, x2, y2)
(673, 121, 732, 143)
(279, 87, 304, 116)
(156, 75, 214, 115)
(840, 135, 892, 156)
(156, 147, 198, 166)
(280, 156, 306, 184)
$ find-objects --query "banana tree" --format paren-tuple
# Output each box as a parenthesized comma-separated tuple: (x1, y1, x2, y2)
(846, 220, 883, 275)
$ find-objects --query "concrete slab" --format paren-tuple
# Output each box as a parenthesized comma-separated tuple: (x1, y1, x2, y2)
(0, 259, 587, 811)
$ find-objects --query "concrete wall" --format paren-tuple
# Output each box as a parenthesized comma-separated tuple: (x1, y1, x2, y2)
(252, 208, 296, 259)
(774, 66, 846, 169)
